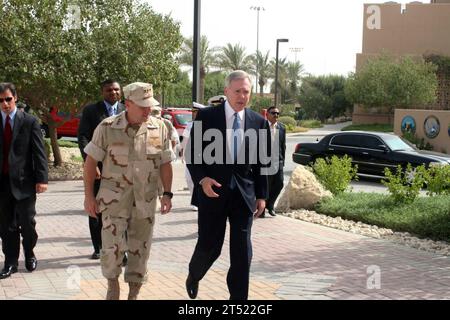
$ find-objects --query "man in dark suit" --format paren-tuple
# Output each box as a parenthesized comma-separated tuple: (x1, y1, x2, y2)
(0, 82, 48, 279)
(263, 106, 286, 217)
(77, 79, 124, 260)
(185, 70, 269, 300)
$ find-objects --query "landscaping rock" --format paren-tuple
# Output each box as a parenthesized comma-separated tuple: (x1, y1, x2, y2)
(276, 165, 332, 211)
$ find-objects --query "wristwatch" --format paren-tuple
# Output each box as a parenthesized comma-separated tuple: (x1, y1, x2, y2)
(162, 191, 174, 199)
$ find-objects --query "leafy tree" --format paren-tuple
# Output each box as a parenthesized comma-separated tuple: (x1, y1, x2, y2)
(178, 36, 217, 104)
(216, 43, 252, 73)
(163, 70, 192, 106)
(204, 71, 226, 102)
(345, 55, 438, 112)
(298, 82, 332, 122)
(0, 0, 182, 166)
(299, 75, 350, 122)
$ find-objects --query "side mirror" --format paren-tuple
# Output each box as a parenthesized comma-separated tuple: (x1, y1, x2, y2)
(379, 145, 389, 153)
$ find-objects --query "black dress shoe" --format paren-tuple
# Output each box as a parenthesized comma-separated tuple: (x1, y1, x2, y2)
(0, 265, 18, 279)
(122, 252, 128, 267)
(186, 274, 199, 299)
(25, 257, 38, 272)
(268, 209, 277, 217)
(90, 252, 101, 260)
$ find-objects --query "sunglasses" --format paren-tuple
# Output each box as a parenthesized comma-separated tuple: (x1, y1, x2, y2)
(269, 112, 280, 116)
(0, 97, 14, 103)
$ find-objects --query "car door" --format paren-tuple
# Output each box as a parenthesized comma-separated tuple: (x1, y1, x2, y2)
(327, 134, 366, 170)
(359, 135, 396, 176)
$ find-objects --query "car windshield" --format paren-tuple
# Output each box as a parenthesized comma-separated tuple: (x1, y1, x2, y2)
(383, 135, 416, 151)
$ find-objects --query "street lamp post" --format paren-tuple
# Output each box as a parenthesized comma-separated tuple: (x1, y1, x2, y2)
(250, 6, 264, 94)
(274, 38, 289, 107)
(193, 0, 201, 103)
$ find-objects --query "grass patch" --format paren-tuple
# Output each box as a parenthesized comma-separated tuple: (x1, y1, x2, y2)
(299, 119, 323, 128)
(44, 138, 79, 148)
(341, 123, 393, 132)
(316, 192, 450, 241)
(70, 155, 83, 163)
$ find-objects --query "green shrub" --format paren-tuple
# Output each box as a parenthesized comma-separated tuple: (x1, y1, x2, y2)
(299, 119, 322, 128)
(278, 116, 297, 128)
(279, 104, 296, 118)
(312, 155, 358, 195)
(382, 164, 425, 204)
(422, 164, 450, 196)
(402, 132, 433, 151)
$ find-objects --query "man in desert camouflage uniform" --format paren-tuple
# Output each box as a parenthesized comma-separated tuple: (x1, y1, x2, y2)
(83, 82, 175, 300)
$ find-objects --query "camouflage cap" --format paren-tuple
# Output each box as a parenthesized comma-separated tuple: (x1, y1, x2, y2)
(123, 82, 160, 108)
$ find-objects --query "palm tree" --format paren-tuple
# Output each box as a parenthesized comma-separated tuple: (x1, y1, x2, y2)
(270, 57, 288, 103)
(249, 50, 273, 96)
(286, 61, 305, 100)
(216, 43, 252, 73)
(178, 36, 217, 104)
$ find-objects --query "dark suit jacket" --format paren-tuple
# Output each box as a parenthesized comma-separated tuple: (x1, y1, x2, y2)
(271, 122, 286, 169)
(187, 103, 269, 213)
(0, 111, 48, 200)
(77, 101, 125, 161)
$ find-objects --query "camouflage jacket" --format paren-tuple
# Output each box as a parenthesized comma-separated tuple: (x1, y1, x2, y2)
(84, 111, 175, 218)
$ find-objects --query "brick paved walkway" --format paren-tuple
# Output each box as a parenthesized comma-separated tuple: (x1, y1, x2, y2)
(1, 162, 449, 300)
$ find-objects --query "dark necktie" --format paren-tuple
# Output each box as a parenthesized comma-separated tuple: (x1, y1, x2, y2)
(2, 116, 12, 174)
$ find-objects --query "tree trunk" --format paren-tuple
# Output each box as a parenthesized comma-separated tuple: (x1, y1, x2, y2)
(48, 120, 63, 167)
(259, 78, 264, 97)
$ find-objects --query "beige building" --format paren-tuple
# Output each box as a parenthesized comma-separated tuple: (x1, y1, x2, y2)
(353, 0, 450, 124)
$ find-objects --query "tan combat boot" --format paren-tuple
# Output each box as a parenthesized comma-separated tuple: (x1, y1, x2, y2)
(106, 278, 120, 300)
(128, 282, 142, 300)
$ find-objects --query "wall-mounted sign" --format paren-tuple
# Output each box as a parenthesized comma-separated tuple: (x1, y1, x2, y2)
(401, 116, 416, 134)
(424, 116, 440, 139)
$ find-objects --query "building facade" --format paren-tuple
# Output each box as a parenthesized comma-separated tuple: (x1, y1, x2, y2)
(353, 0, 450, 124)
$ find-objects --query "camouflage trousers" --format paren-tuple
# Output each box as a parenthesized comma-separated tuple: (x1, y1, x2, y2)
(101, 206, 155, 284)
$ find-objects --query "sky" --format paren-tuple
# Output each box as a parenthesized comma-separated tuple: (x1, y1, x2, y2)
(143, 0, 425, 77)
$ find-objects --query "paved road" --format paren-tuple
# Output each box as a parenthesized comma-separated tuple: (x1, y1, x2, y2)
(1, 162, 449, 300)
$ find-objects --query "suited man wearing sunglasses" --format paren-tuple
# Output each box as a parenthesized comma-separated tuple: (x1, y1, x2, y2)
(263, 106, 286, 218)
(0, 82, 48, 279)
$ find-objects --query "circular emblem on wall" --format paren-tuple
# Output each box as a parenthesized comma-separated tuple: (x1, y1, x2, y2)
(424, 116, 440, 139)
(401, 116, 416, 134)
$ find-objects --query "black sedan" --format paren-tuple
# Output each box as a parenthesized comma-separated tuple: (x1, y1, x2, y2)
(293, 131, 450, 177)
